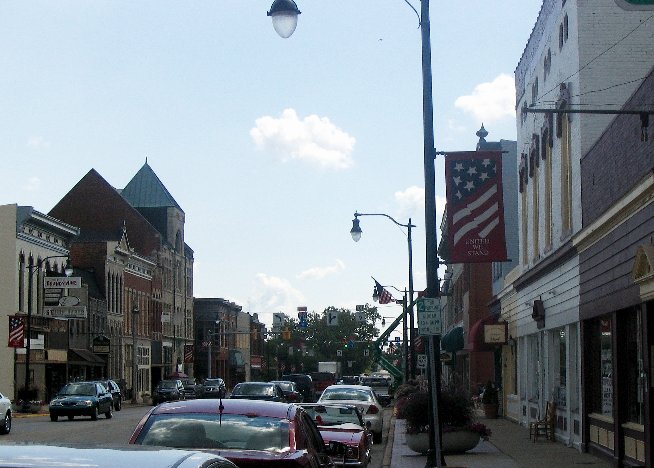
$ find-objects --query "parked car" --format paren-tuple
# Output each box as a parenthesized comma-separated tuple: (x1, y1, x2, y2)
(180, 378, 200, 399)
(310, 372, 337, 401)
(49, 381, 113, 421)
(300, 403, 372, 467)
(0, 443, 238, 468)
(282, 373, 315, 402)
(337, 376, 361, 385)
(152, 379, 185, 406)
(200, 378, 226, 399)
(317, 385, 384, 443)
(93, 379, 122, 411)
(269, 380, 303, 402)
(129, 399, 343, 467)
(230, 382, 286, 402)
(360, 376, 392, 407)
(0, 391, 12, 434)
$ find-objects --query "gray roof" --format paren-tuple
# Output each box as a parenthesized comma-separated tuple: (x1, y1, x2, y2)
(121, 161, 182, 211)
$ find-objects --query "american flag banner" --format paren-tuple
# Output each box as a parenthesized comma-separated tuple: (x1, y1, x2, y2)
(184, 344, 194, 363)
(8, 315, 25, 348)
(445, 151, 508, 263)
(374, 279, 394, 304)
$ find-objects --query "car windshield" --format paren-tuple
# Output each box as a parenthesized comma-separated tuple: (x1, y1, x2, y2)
(60, 383, 96, 396)
(137, 414, 290, 451)
(233, 383, 274, 396)
(204, 380, 222, 386)
(361, 378, 388, 386)
(321, 389, 373, 402)
(272, 382, 293, 391)
(158, 381, 178, 389)
(303, 405, 362, 427)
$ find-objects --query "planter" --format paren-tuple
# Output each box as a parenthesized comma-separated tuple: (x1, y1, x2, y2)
(406, 430, 480, 454)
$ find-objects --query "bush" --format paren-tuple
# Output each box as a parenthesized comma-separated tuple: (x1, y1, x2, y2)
(401, 391, 430, 434)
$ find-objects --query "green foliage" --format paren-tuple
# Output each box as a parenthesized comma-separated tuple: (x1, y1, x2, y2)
(399, 386, 475, 434)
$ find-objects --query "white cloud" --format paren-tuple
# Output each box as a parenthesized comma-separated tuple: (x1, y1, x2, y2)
(249, 273, 305, 317)
(394, 186, 424, 219)
(297, 259, 345, 280)
(250, 108, 355, 170)
(25, 177, 41, 192)
(454, 74, 516, 123)
(27, 136, 51, 150)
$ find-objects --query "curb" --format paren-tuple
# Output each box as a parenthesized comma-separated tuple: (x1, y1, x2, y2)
(381, 413, 396, 468)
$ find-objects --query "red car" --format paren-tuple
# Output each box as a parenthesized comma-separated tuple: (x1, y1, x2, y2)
(300, 403, 372, 468)
(129, 399, 343, 467)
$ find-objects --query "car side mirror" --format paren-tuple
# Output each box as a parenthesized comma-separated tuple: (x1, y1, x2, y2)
(327, 441, 346, 456)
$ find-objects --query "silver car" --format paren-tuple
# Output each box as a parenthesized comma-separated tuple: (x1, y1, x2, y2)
(317, 384, 384, 443)
(0, 391, 11, 434)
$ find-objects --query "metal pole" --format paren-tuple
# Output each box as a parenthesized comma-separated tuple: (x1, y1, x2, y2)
(23, 262, 36, 411)
(419, 0, 444, 466)
(131, 305, 139, 404)
(402, 294, 408, 382)
(207, 337, 212, 379)
(407, 219, 416, 380)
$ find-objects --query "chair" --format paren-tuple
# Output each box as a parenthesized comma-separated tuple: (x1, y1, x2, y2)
(529, 401, 556, 442)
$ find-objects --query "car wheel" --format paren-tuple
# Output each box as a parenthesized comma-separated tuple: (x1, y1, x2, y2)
(50, 414, 58, 422)
(68, 415, 74, 421)
(90, 406, 98, 421)
(373, 431, 382, 444)
(115, 397, 122, 411)
(0, 411, 11, 434)
(105, 404, 113, 419)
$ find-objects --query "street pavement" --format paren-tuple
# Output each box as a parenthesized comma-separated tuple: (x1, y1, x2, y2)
(384, 413, 613, 468)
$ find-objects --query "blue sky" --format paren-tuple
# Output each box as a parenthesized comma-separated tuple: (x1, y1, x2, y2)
(0, 1, 542, 332)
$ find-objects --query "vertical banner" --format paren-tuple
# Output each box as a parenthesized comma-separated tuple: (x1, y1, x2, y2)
(8, 315, 25, 348)
(184, 344, 194, 363)
(444, 150, 508, 263)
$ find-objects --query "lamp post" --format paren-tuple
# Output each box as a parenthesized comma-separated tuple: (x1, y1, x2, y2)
(23, 255, 72, 411)
(131, 304, 139, 404)
(206, 320, 219, 379)
(351, 212, 416, 380)
(270, 3, 442, 465)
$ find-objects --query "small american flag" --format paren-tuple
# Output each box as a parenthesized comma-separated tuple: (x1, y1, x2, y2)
(8, 315, 25, 348)
(374, 280, 394, 305)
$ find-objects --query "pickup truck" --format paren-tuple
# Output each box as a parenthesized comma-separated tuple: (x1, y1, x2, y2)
(360, 376, 392, 407)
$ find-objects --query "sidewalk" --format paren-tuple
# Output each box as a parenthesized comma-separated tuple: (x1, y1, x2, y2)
(386, 415, 612, 468)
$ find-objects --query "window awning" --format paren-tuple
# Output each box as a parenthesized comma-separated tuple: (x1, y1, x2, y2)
(440, 326, 464, 353)
(68, 349, 105, 366)
(469, 315, 504, 351)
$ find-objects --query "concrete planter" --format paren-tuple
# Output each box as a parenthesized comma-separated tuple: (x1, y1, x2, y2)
(406, 430, 480, 454)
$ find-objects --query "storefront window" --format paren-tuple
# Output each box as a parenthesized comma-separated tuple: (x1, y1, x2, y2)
(599, 318, 613, 416)
(550, 327, 567, 407)
(568, 323, 579, 412)
(624, 309, 644, 424)
(528, 334, 540, 401)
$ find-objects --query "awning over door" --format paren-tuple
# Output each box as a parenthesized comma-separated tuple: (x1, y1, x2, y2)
(440, 326, 464, 353)
(469, 315, 505, 351)
(68, 349, 105, 366)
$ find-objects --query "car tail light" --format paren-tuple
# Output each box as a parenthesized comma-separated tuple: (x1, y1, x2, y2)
(367, 405, 379, 414)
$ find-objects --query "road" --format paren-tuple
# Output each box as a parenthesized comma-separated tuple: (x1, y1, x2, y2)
(2, 404, 393, 467)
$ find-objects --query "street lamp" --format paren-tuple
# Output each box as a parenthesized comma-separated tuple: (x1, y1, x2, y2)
(267, 0, 301, 39)
(351, 212, 416, 380)
(206, 320, 219, 379)
(131, 304, 139, 404)
(270, 3, 443, 465)
(23, 255, 72, 412)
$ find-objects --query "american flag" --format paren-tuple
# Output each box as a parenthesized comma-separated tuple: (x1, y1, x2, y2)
(184, 344, 194, 363)
(374, 280, 394, 304)
(445, 151, 507, 263)
(8, 315, 25, 348)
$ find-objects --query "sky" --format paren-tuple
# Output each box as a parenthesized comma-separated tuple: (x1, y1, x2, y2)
(0, 1, 543, 333)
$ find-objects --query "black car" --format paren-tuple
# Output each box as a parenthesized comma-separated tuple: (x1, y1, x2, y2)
(95, 379, 122, 411)
(229, 382, 286, 401)
(49, 381, 113, 421)
(282, 374, 315, 402)
(180, 378, 200, 399)
(200, 378, 226, 399)
(152, 379, 185, 406)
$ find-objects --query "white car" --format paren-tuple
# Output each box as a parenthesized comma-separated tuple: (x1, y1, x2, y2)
(0, 391, 12, 435)
(317, 384, 384, 443)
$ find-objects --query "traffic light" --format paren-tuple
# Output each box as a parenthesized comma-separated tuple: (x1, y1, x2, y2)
(282, 328, 291, 340)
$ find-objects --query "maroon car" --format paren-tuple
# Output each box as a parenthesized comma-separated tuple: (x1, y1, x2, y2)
(129, 399, 343, 467)
(300, 403, 372, 467)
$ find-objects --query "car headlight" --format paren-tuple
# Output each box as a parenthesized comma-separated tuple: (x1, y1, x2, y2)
(81, 400, 93, 406)
(345, 446, 358, 460)
(50, 400, 63, 406)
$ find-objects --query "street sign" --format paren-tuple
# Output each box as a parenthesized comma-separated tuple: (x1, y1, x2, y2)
(44, 277, 81, 288)
(273, 313, 285, 331)
(355, 311, 366, 323)
(327, 310, 339, 326)
(336, 349, 343, 357)
(355, 304, 364, 311)
(417, 353, 427, 369)
(417, 297, 442, 335)
(43, 306, 87, 319)
(364, 348, 370, 357)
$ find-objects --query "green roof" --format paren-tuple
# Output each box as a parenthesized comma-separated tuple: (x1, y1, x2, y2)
(121, 161, 182, 211)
